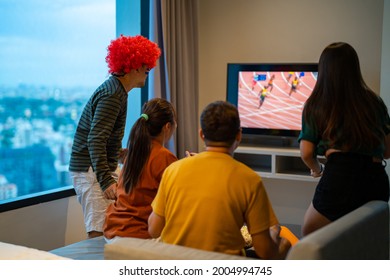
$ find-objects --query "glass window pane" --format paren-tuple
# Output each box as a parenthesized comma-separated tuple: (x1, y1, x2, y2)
(0, 0, 115, 201)
(116, 0, 142, 147)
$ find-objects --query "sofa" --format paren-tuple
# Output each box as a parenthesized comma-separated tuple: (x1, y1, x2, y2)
(286, 200, 389, 260)
(103, 200, 389, 260)
(2, 200, 388, 260)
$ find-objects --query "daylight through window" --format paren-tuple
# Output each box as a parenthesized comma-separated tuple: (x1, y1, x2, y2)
(0, 0, 115, 201)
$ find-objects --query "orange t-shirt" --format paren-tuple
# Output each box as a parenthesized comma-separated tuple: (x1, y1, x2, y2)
(103, 141, 177, 239)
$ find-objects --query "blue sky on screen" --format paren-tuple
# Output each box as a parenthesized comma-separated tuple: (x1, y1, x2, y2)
(0, 0, 115, 87)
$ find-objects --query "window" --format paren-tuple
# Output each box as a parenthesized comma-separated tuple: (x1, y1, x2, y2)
(0, 0, 144, 207)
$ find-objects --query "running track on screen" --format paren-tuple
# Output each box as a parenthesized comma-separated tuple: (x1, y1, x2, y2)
(238, 71, 317, 131)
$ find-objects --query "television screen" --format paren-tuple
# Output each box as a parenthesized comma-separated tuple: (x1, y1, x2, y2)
(227, 63, 318, 139)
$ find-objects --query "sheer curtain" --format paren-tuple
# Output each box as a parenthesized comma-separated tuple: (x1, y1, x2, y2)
(149, 0, 199, 158)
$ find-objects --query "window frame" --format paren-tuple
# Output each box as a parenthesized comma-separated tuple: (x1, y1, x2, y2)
(0, 0, 150, 213)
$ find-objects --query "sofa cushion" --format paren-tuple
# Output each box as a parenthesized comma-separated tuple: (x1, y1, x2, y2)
(104, 237, 250, 260)
(0, 241, 69, 260)
(286, 200, 389, 260)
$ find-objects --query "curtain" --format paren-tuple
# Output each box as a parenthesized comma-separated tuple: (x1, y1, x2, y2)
(149, 0, 199, 158)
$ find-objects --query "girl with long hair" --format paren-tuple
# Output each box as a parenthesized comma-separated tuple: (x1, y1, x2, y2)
(103, 98, 177, 240)
(299, 42, 390, 236)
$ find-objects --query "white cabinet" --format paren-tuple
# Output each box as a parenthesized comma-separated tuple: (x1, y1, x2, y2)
(234, 146, 322, 181)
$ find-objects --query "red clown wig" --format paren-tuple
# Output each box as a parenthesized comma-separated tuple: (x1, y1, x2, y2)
(105, 35, 161, 75)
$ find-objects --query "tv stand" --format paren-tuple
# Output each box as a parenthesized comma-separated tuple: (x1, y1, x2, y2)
(234, 145, 318, 181)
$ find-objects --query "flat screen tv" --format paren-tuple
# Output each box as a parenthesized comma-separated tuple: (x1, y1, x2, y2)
(226, 63, 318, 146)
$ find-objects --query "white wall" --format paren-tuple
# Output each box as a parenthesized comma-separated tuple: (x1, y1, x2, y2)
(381, 0, 390, 175)
(381, 0, 390, 106)
(0, 196, 85, 251)
(198, 0, 384, 123)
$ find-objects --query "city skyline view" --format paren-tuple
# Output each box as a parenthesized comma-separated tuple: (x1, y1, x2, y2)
(0, 0, 116, 201)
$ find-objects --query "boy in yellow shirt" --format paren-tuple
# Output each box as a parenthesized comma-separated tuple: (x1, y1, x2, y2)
(148, 101, 293, 259)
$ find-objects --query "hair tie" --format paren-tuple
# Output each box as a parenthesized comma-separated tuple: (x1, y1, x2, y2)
(140, 113, 149, 121)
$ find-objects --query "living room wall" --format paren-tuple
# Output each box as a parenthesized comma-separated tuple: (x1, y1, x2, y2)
(198, 0, 384, 116)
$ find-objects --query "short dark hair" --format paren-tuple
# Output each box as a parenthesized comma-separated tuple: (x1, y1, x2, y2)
(200, 101, 240, 146)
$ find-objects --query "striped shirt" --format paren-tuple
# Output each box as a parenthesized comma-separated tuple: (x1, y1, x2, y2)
(69, 76, 128, 191)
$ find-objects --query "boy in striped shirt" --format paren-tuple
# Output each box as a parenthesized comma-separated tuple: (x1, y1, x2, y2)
(69, 35, 161, 239)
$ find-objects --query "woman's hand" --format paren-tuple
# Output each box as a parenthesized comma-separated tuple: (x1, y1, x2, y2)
(310, 163, 324, 178)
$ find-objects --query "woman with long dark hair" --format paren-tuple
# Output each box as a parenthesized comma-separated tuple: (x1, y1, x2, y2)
(299, 42, 390, 236)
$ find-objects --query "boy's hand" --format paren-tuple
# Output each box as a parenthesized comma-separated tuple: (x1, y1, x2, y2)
(269, 224, 281, 244)
(104, 183, 117, 200)
(118, 148, 128, 164)
(185, 150, 197, 157)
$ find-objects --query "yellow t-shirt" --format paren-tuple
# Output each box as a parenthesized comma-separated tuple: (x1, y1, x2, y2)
(151, 151, 279, 255)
